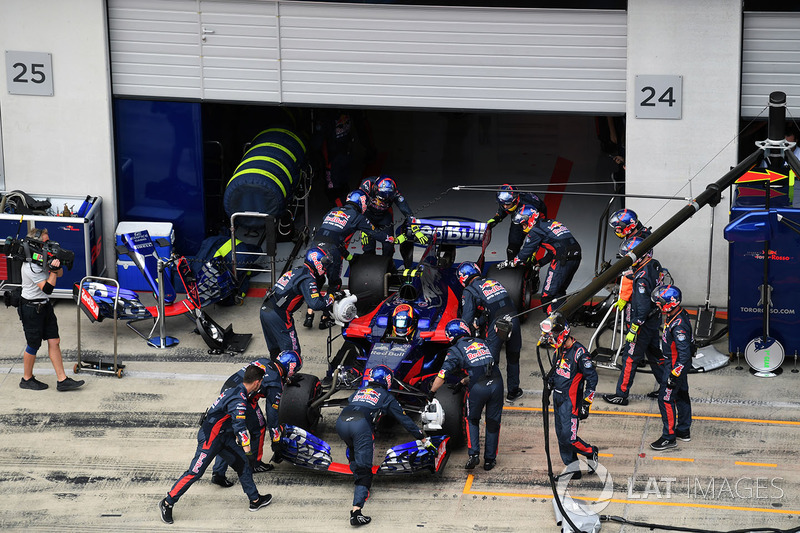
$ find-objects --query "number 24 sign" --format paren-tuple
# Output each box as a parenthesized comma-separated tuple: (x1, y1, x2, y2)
(635, 75, 682, 120)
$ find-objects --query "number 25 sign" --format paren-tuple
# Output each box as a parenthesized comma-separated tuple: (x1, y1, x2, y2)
(6, 51, 54, 97)
(635, 75, 682, 120)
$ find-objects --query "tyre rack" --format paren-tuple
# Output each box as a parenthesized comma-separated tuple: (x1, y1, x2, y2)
(75, 275, 124, 378)
(230, 211, 278, 288)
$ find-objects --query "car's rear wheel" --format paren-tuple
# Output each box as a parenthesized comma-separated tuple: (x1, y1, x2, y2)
(348, 253, 394, 315)
(278, 373, 323, 430)
(433, 387, 466, 449)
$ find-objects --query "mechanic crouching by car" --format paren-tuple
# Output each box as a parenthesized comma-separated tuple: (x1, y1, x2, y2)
(304, 189, 395, 330)
(502, 205, 581, 315)
(429, 319, 503, 471)
(260, 245, 336, 358)
(541, 313, 598, 476)
(486, 184, 547, 261)
(456, 261, 523, 402)
(210, 351, 303, 486)
(159, 364, 272, 524)
(335, 365, 431, 527)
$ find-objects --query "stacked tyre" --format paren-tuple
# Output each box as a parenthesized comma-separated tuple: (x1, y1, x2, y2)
(223, 128, 307, 229)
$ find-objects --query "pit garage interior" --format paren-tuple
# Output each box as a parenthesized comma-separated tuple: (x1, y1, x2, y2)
(3, 1, 800, 532)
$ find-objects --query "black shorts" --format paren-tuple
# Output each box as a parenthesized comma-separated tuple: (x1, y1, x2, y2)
(20, 301, 59, 351)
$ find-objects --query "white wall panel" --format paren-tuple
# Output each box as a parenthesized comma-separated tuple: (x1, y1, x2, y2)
(742, 12, 800, 119)
(278, 2, 626, 112)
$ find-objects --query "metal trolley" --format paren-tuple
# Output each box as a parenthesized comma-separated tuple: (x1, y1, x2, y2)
(74, 275, 125, 378)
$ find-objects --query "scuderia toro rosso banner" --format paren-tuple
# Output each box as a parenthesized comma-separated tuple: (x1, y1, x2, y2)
(410, 218, 486, 246)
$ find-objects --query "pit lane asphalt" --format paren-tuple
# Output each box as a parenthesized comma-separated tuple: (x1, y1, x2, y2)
(1, 295, 799, 533)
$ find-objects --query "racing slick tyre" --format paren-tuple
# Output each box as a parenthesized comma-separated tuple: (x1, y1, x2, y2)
(348, 253, 394, 315)
(433, 386, 466, 450)
(486, 264, 537, 323)
(278, 373, 323, 430)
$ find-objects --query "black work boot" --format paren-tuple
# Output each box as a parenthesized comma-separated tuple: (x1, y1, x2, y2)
(303, 313, 314, 328)
(350, 509, 371, 527)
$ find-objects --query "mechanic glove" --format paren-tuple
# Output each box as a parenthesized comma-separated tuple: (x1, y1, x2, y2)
(449, 381, 465, 394)
(615, 298, 627, 311)
(411, 224, 428, 245)
(345, 252, 355, 261)
(421, 437, 437, 451)
(425, 390, 436, 402)
(625, 324, 639, 343)
(361, 232, 371, 246)
(486, 218, 498, 229)
(395, 233, 408, 244)
(578, 398, 592, 420)
(245, 448, 257, 468)
(666, 364, 683, 389)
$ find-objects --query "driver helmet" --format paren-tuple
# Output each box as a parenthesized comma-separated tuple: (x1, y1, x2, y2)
(496, 184, 520, 212)
(456, 261, 481, 287)
(512, 204, 539, 233)
(275, 350, 303, 380)
(304, 244, 333, 278)
(370, 175, 398, 211)
(444, 319, 471, 342)
(609, 209, 640, 238)
(346, 189, 369, 214)
(651, 284, 682, 314)
(617, 236, 652, 266)
(367, 364, 393, 390)
(392, 303, 416, 337)
(540, 312, 571, 349)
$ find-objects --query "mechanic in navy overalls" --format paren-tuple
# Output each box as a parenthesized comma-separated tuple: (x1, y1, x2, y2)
(602, 237, 665, 407)
(649, 285, 693, 451)
(211, 351, 302, 486)
(304, 189, 394, 330)
(260, 245, 335, 357)
(541, 313, 599, 474)
(506, 205, 582, 315)
(608, 208, 652, 314)
(429, 319, 504, 471)
(159, 365, 272, 524)
(456, 261, 524, 402)
(359, 175, 426, 257)
(335, 365, 428, 527)
(486, 183, 548, 261)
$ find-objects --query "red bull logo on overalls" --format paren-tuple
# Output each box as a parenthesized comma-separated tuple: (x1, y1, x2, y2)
(276, 270, 294, 289)
(324, 210, 349, 230)
(353, 388, 380, 406)
(465, 341, 491, 361)
(480, 280, 505, 298)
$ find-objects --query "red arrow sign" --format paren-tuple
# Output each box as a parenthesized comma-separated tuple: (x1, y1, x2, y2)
(735, 169, 788, 184)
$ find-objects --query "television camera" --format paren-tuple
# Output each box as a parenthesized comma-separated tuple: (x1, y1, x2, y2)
(4, 235, 75, 271)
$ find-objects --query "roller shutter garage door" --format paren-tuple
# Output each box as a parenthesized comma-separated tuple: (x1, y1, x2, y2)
(741, 12, 800, 119)
(108, 0, 626, 113)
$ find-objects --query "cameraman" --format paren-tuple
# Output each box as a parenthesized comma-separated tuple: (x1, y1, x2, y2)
(18, 228, 84, 391)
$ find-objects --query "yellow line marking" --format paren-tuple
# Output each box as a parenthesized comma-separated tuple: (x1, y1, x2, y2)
(598, 453, 613, 458)
(503, 406, 800, 426)
(653, 456, 694, 462)
(734, 461, 777, 468)
(461, 475, 798, 515)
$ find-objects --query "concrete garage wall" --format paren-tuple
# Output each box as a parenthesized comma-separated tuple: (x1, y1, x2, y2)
(625, 0, 742, 308)
(0, 0, 117, 273)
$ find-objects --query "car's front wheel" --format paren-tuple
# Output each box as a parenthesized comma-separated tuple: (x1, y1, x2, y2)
(278, 373, 323, 431)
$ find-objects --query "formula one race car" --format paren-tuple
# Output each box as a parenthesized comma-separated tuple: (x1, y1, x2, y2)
(274, 217, 535, 475)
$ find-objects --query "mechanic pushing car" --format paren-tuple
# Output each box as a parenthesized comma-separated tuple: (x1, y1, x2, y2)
(541, 313, 599, 475)
(260, 245, 336, 357)
(211, 351, 303, 486)
(456, 261, 524, 402)
(159, 365, 272, 524)
(304, 189, 395, 330)
(486, 183, 548, 261)
(359, 175, 427, 258)
(608, 208, 653, 315)
(502, 205, 582, 315)
(335, 365, 431, 527)
(602, 236, 666, 407)
(649, 284, 693, 451)
(429, 319, 504, 471)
